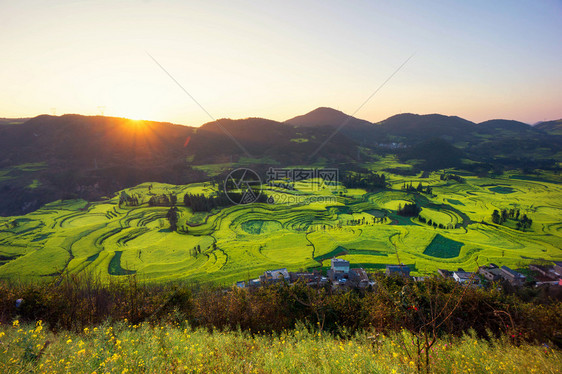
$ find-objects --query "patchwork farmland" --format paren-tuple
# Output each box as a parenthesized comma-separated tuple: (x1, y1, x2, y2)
(0, 172, 561, 285)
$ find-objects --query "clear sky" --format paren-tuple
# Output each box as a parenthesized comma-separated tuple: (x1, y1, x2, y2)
(1, 0, 561, 126)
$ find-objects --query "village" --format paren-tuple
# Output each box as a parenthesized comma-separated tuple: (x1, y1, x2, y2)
(234, 259, 562, 290)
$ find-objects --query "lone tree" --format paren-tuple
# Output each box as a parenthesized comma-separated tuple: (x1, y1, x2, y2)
(166, 206, 179, 232)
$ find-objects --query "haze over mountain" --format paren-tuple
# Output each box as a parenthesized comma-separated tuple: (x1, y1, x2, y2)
(0, 108, 561, 216)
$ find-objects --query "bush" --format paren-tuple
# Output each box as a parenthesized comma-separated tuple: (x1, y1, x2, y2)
(1, 274, 561, 347)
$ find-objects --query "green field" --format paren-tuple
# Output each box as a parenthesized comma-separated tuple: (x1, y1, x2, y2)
(1, 172, 561, 284)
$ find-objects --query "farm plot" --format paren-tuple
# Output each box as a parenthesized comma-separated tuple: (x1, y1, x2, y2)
(423, 234, 464, 258)
(0, 173, 561, 284)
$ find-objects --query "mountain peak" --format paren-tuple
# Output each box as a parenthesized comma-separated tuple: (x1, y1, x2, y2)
(284, 107, 372, 128)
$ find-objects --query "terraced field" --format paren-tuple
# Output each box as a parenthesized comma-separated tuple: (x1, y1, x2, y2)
(0, 173, 561, 285)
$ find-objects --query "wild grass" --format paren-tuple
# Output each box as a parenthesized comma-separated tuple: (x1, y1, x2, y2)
(0, 321, 560, 373)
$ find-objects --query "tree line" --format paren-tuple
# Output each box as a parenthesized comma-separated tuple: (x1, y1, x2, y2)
(401, 182, 433, 194)
(397, 202, 421, 217)
(183, 191, 268, 212)
(492, 208, 532, 230)
(340, 171, 388, 190)
(440, 173, 465, 183)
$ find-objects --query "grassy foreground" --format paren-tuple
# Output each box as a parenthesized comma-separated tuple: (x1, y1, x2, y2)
(0, 321, 560, 374)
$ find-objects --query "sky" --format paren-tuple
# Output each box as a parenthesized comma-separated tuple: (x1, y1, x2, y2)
(1, 0, 561, 126)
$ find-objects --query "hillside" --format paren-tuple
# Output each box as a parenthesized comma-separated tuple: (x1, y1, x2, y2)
(0, 114, 194, 168)
(399, 138, 464, 169)
(478, 119, 534, 132)
(190, 116, 357, 164)
(535, 119, 562, 135)
(0, 115, 205, 215)
(377, 113, 477, 142)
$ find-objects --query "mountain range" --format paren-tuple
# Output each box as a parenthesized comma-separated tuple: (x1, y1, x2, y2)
(0, 107, 560, 215)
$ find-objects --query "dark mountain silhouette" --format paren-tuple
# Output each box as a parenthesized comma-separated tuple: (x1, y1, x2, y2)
(468, 119, 561, 163)
(0, 114, 194, 168)
(478, 119, 536, 133)
(285, 107, 383, 145)
(377, 113, 477, 142)
(285, 107, 372, 128)
(191, 117, 357, 164)
(0, 115, 204, 215)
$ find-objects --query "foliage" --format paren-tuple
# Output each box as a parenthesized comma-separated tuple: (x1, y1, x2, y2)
(397, 202, 421, 217)
(1, 274, 562, 348)
(166, 206, 179, 232)
(491, 208, 533, 230)
(340, 170, 388, 190)
(440, 173, 465, 183)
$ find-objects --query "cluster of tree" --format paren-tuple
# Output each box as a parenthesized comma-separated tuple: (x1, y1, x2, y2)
(184, 191, 268, 212)
(149, 194, 177, 207)
(340, 171, 388, 190)
(401, 182, 433, 194)
(119, 191, 141, 207)
(417, 215, 457, 229)
(517, 215, 533, 230)
(491, 208, 532, 230)
(440, 173, 465, 183)
(397, 202, 421, 217)
(346, 216, 387, 226)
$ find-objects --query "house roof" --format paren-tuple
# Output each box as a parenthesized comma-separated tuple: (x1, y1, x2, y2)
(480, 267, 502, 275)
(331, 258, 350, 266)
(501, 266, 526, 279)
(386, 265, 410, 272)
(453, 271, 473, 280)
(350, 268, 367, 275)
(265, 268, 290, 279)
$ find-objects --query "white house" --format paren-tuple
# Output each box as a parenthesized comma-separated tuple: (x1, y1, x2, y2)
(453, 271, 473, 283)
